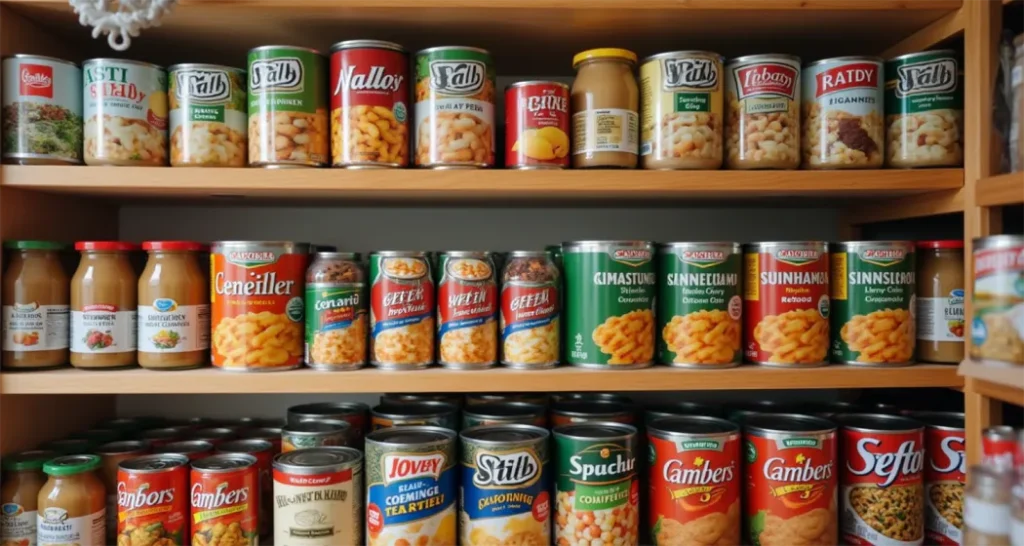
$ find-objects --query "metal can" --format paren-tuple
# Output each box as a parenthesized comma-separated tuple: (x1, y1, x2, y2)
(168, 63, 247, 167)
(155, 440, 214, 461)
(551, 392, 633, 405)
(413, 46, 496, 168)
(247, 45, 328, 167)
(802, 56, 885, 169)
(912, 411, 965, 546)
(369, 251, 435, 369)
(329, 40, 409, 168)
(971, 235, 1024, 364)
(239, 428, 283, 454)
(138, 426, 188, 447)
(381, 393, 463, 407)
(504, 81, 570, 169)
(658, 242, 742, 367)
(563, 241, 656, 368)
(643, 401, 720, 424)
(743, 242, 830, 366)
(287, 401, 370, 447)
(371, 400, 459, 431)
(98, 440, 151, 541)
(82, 58, 168, 166)
(281, 419, 353, 452)
(725, 399, 792, 424)
(218, 439, 275, 537)
(465, 393, 548, 407)
(724, 54, 801, 169)
(190, 453, 259, 546)
(305, 252, 368, 370)
(437, 251, 498, 369)
(550, 399, 635, 427)
(640, 51, 725, 170)
(982, 425, 1017, 472)
(461, 401, 547, 428)
(460, 424, 550, 545)
(1, 54, 82, 165)
(553, 422, 640, 546)
(500, 251, 561, 369)
(273, 447, 364, 546)
(192, 427, 238, 446)
(806, 400, 864, 419)
(117, 454, 189, 546)
(884, 50, 964, 168)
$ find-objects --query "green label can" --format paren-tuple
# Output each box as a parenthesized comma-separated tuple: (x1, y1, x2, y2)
(305, 252, 367, 370)
(563, 241, 656, 368)
(884, 50, 963, 168)
(168, 63, 247, 166)
(657, 242, 742, 367)
(830, 241, 916, 365)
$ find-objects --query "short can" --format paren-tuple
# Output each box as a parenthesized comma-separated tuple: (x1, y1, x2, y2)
(643, 401, 721, 424)
(413, 46, 496, 168)
(802, 56, 885, 169)
(504, 80, 570, 169)
(381, 393, 463, 407)
(640, 51, 725, 170)
(500, 251, 561, 369)
(982, 425, 1017, 472)
(117, 453, 189, 546)
(217, 439, 275, 537)
(190, 453, 259, 546)
(329, 40, 409, 168)
(465, 392, 548, 407)
(281, 419, 353, 452)
(971, 235, 1024, 364)
(82, 58, 168, 166)
(460, 424, 550, 545)
(211, 241, 310, 370)
(725, 399, 792, 424)
(550, 399, 635, 428)
(884, 50, 964, 168)
(238, 429, 282, 454)
(192, 427, 238, 446)
(437, 251, 498, 369)
(724, 54, 802, 169)
(155, 440, 214, 461)
(461, 401, 547, 428)
(743, 242, 830, 366)
(371, 400, 459, 431)
(247, 45, 328, 167)
(138, 426, 188, 447)
(168, 63, 247, 167)
(658, 242, 742, 367)
(287, 401, 370, 447)
(305, 252, 368, 370)
(368, 251, 435, 369)
(273, 447, 364, 546)
(98, 440, 151, 541)
(563, 241, 656, 368)
(911, 411, 965, 546)
(1, 54, 82, 164)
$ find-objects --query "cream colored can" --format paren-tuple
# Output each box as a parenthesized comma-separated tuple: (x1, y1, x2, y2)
(273, 447, 363, 546)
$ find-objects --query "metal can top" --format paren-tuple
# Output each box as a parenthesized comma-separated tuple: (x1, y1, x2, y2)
(119, 453, 189, 473)
(743, 413, 836, 436)
(95, 440, 150, 455)
(553, 400, 633, 419)
(217, 439, 274, 454)
(3, 54, 78, 67)
(194, 428, 237, 440)
(370, 250, 428, 258)
(155, 440, 214, 454)
(330, 40, 406, 53)
(139, 427, 189, 440)
(167, 63, 245, 75)
(439, 250, 492, 258)
(887, 49, 958, 63)
(273, 446, 363, 474)
(908, 411, 964, 431)
(415, 46, 491, 57)
(461, 423, 550, 444)
(984, 425, 1016, 441)
(553, 422, 638, 440)
(366, 425, 456, 446)
(806, 400, 863, 418)
(562, 240, 653, 251)
(832, 240, 914, 252)
(743, 241, 829, 252)
(310, 251, 362, 262)
(726, 54, 802, 66)
(282, 420, 351, 436)
(506, 80, 570, 91)
(373, 401, 457, 419)
(289, 402, 369, 421)
(211, 241, 310, 253)
(83, 57, 164, 70)
(658, 242, 741, 253)
(463, 402, 545, 420)
(648, 415, 739, 440)
(645, 401, 721, 421)
(249, 45, 324, 56)
(831, 413, 924, 433)
(974, 234, 1024, 251)
(552, 392, 633, 405)
(191, 453, 257, 472)
(804, 56, 883, 68)
(240, 428, 282, 441)
(507, 250, 551, 259)
(641, 50, 725, 64)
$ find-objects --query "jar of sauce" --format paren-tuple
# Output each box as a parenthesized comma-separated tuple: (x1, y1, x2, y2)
(37, 454, 106, 546)
(571, 48, 639, 168)
(138, 241, 209, 369)
(916, 240, 965, 363)
(2, 240, 69, 369)
(1, 450, 56, 546)
(70, 241, 139, 368)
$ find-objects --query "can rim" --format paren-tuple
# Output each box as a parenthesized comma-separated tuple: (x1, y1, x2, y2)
(804, 56, 883, 68)
(311, 251, 362, 261)
(507, 250, 551, 258)
(562, 240, 653, 249)
(460, 423, 550, 444)
(3, 54, 78, 67)
(832, 413, 924, 433)
(553, 421, 638, 439)
(365, 425, 457, 445)
(95, 440, 150, 455)
(118, 453, 189, 473)
(84, 58, 165, 70)
(726, 54, 802, 66)
(743, 241, 829, 250)
(506, 80, 570, 90)
(167, 63, 245, 74)
(439, 250, 493, 257)
(887, 49, 958, 63)
(658, 241, 741, 252)
(273, 446, 363, 473)
(249, 45, 324, 56)
(648, 415, 739, 439)
(190, 452, 257, 472)
(416, 46, 492, 56)
(372, 400, 457, 419)
(217, 439, 274, 454)
(832, 240, 915, 251)
(211, 241, 310, 252)
(973, 234, 1023, 250)
(156, 440, 214, 453)
(743, 413, 836, 435)
(330, 40, 406, 53)
(370, 250, 428, 257)
(640, 50, 725, 64)
(907, 411, 964, 431)
(463, 402, 546, 419)
(282, 420, 350, 435)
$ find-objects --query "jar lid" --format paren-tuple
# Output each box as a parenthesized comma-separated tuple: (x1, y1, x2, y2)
(75, 241, 139, 251)
(916, 240, 964, 249)
(43, 454, 101, 476)
(573, 48, 637, 68)
(3, 240, 66, 250)
(143, 241, 207, 252)
(2, 450, 57, 472)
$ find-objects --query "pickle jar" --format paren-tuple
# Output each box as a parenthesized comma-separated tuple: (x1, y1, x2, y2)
(571, 48, 640, 168)
(138, 241, 209, 370)
(2, 240, 70, 369)
(70, 241, 139, 369)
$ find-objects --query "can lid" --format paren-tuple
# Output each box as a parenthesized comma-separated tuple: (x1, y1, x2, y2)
(831, 413, 923, 433)
(464, 402, 545, 419)
(39, 438, 95, 455)
(3, 240, 66, 250)
(43, 454, 101, 476)
(143, 241, 207, 251)
(554, 422, 638, 439)
(916, 240, 964, 249)
(75, 241, 139, 251)
(743, 413, 835, 434)
(273, 446, 363, 471)
(156, 440, 214, 454)
(191, 453, 257, 471)
(284, 420, 350, 434)
(312, 251, 362, 261)
(95, 440, 150, 455)
(367, 425, 456, 445)
(461, 423, 550, 443)
(290, 402, 369, 418)
(330, 40, 405, 53)
(573, 48, 637, 68)
(373, 401, 456, 417)
(119, 453, 189, 472)
(217, 439, 273, 454)
(908, 411, 964, 430)
(649, 415, 739, 437)
(2, 450, 57, 472)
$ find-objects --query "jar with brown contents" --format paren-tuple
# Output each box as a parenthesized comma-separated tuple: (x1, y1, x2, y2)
(571, 48, 639, 168)
(138, 241, 209, 369)
(71, 242, 138, 369)
(37, 454, 106, 546)
(916, 240, 964, 363)
(1, 450, 56, 546)
(305, 252, 367, 370)
(2, 241, 69, 369)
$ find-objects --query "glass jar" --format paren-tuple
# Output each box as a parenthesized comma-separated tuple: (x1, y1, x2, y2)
(964, 465, 1013, 546)
(37, 454, 106, 546)
(2, 241, 69, 369)
(1, 450, 56, 546)
(916, 240, 965, 363)
(305, 252, 367, 370)
(71, 242, 139, 368)
(138, 241, 209, 369)
(571, 48, 639, 168)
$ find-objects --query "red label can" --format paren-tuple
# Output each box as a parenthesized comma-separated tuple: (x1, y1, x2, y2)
(913, 412, 965, 546)
(218, 439, 274, 537)
(982, 425, 1018, 472)
(190, 453, 259, 546)
(499, 251, 560, 369)
(156, 440, 215, 461)
(437, 251, 498, 369)
(368, 251, 435, 369)
(118, 453, 190, 546)
(505, 81, 571, 169)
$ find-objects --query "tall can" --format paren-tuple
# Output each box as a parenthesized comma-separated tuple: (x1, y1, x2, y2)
(724, 54, 801, 169)
(461, 401, 547, 428)
(885, 50, 964, 168)
(500, 251, 561, 368)
(273, 447, 364, 546)
(247, 45, 328, 167)
(368, 251, 435, 369)
(287, 401, 370, 448)
(117, 454, 190, 546)
(305, 252, 368, 370)
(370, 400, 459, 431)
(982, 425, 1017, 473)
(281, 420, 353, 452)
(970, 235, 1024, 364)
(2, 54, 83, 164)
(802, 57, 885, 169)
(168, 63, 247, 167)
(414, 46, 496, 168)
(217, 439, 275, 537)
(504, 81, 570, 169)
(83, 58, 168, 166)
(437, 251, 498, 369)
(911, 411, 965, 546)
(190, 453, 259, 546)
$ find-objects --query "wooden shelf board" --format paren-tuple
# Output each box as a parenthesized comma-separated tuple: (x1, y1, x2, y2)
(976, 172, 1023, 207)
(959, 358, 1024, 406)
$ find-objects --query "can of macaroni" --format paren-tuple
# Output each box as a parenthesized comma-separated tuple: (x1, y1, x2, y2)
(369, 251, 435, 369)
(273, 446, 364, 546)
(884, 50, 963, 168)
(117, 454, 189, 546)
(217, 439, 274, 537)
(743, 241, 830, 366)
(155, 440, 214, 461)
(802, 56, 885, 169)
(1, 54, 83, 165)
(287, 401, 370, 447)
(281, 419, 353, 452)
(724, 54, 802, 169)
(563, 241, 656, 368)
(82, 58, 168, 166)
(461, 401, 547, 428)
(500, 251, 561, 369)
(168, 63, 247, 167)
(830, 241, 916, 366)
(657, 242, 742, 367)
(437, 251, 498, 369)
(465, 392, 548, 407)
(505, 80, 571, 169)
(911, 411, 965, 546)
(371, 400, 459, 431)
(190, 453, 259, 546)
(305, 252, 368, 370)
(550, 399, 635, 428)
(643, 401, 720, 424)
(971, 235, 1024, 364)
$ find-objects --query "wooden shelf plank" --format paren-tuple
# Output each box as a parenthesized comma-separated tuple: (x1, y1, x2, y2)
(976, 172, 1024, 207)
(959, 358, 1024, 406)
(880, 6, 965, 59)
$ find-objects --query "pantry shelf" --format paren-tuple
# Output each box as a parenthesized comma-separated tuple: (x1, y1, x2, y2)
(975, 172, 1024, 207)
(959, 358, 1024, 406)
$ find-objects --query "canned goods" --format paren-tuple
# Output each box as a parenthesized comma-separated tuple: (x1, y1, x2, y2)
(725, 400, 792, 423)
(437, 251, 498, 369)
(138, 426, 188, 447)
(218, 439, 274, 537)
(1, 54, 82, 164)
(287, 402, 370, 442)
(643, 401, 720, 424)
(563, 241, 656, 368)
(155, 440, 214, 461)
(743, 242, 830, 366)
(912, 412, 965, 546)
(273, 447, 364, 546)
(465, 393, 548, 407)
(117, 454, 189, 546)
(83, 58, 168, 166)
(305, 252, 368, 370)
(885, 50, 964, 168)
(369, 251, 435, 369)
(830, 241, 916, 365)
(550, 399, 635, 427)
(971, 235, 1024, 364)
(381, 393, 463, 407)
(98, 440, 151, 541)
(413, 46, 496, 168)
(982, 425, 1017, 472)
(281, 420, 352, 452)
(724, 54, 801, 169)
(499, 251, 560, 368)
(168, 63, 247, 167)
(371, 401, 459, 431)
(329, 40, 409, 168)
(640, 51, 725, 170)
(190, 453, 259, 546)
(461, 401, 547, 428)
(192, 427, 237, 446)
(504, 81, 571, 169)
(802, 57, 885, 169)
(247, 45, 328, 167)
(806, 400, 864, 419)
(658, 242, 742, 367)
(552, 392, 633, 405)
(238, 428, 282, 453)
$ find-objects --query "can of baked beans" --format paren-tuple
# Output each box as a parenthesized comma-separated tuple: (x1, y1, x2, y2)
(504, 81, 570, 169)
(982, 425, 1017, 472)
(155, 440, 214, 460)
(305, 252, 368, 370)
(273, 447, 364, 546)
(743, 242, 830, 366)
(281, 419, 353, 452)
(1, 54, 83, 165)
(368, 251, 435, 369)
(330, 40, 409, 168)
(190, 453, 259, 546)
(644, 401, 720, 423)
(911, 411, 965, 546)
(287, 401, 370, 446)
(217, 439, 274, 537)
(465, 392, 548, 406)
(371, 400, 459, 431)
(117, 454, 189, 546)
(884, 50, 964, 168)
(550, 399, 635, 427)
(724, 54, 802, 169)
(500, 251, 561, 369)
(168, 63, 247, 167)
(802, 57, 885, 169)
(461, 401, 547, 428)
(83, 58, 168, 166)
(437, 251, 498, 369)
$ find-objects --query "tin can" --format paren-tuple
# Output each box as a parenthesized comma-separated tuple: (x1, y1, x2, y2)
(155, 440, 214, 461)
(551, 392, 633, 405)
(971, 235, 1024, 364)
(239, 428, 282, 453)
(82, 58, 168, 166)
(117, 454, 189, 546)
(192, 427, 237, 446)
(273, 447, 363, 546)
(138, 426, 189, 447)
(885, 50, 964, 168)
(912, 411, 965, 546)
(98, 440, 151, 541)
(806, 400, 864, 419)
(802, 56, 885, 169)
(287, 401, 370, 447)
(70, 428, 122, 445)
(550, 399, 635, 427)
(101, 417, 147, 435)
(168, 63, 247, 167)
(724, 399, 792, 424)
(643, 401, 720, 424)
(381, 393, 463, 407)
(369, 251, 435, 369)
(465, 393, 548, 407)
(658, 242, 742, 367)
(724, 54, 801, 169)
(743, 241, 830, 366)
(982, 425, 1017, 472)
(281, 419, 353, 452)
(437, 251, 498, 369)
(640, 51, 725, 170)
(413, 46, 496, 168)
(305, 252, 368, 370)
(190, 453, 259, 546)
(563, 241, 656, 368)
(504, 81, 570, 169)
(247, 45, 328, 167)
(330, 40, 409, 168)
(461, 401, 547, 428)
(371, 400, 459, 431)
(500, 251, 561, 369)
(1, 54, 82, 164)
(217, 439, 274, 537)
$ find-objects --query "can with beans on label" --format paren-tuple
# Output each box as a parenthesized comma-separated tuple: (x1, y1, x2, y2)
(2, 54, 83, 165)
(117, 454, 189, 546)
(971, 235, 1024, 365)
(305, 252, 367, 370)
(190, 453, 259, 546)
(802, 57, 885, 169)
(371, 400, 459, 431)
(273, 447, 363, 546)
(281, 419, 353, 452)
(725, 54, 801, 169)
(168, 63, 247, 167)
(500, 251, 560, 369)
(911, 411, 965, 546)
(437, 251, 498, 369)
(505, 81, 570, 169)
(369, 251, 435, 369)
(83, 58, 168, 166)
(461, 401, 547, 429)
(550, 399, 635, 428)
(218, 439, 274, 537)
(885, 50, 964, 168)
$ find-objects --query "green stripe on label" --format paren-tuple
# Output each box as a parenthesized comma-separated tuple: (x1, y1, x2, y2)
(190, 105, 224, 123)
(674, 93, 710, 113)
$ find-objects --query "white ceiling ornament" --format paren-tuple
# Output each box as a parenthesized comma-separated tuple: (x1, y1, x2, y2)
(69, 0, 177, 51)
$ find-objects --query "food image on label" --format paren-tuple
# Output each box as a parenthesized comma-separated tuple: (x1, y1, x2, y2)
(306, 271, 367, 367)
(2, 302, 69, 351)
(71, 303, 137, 354)
(500, 252, 560, 367)
(138, 298, 210, 353)
(802, 58, 885, 168)
(917, 289, 965, 343)
(1, 56, 83, 164)
(918, 415, 965, 546)
(970, 237, 1024, 365)
(885, 51, 964, 168)
(725, 56, 801, 169)
(169, 64, 247, 167)
(506, 81, 571, 168)
(273, 447, 364, 546)
(190, 455, 259, 546)
(83, 59, 168, 166)
(437, 254, 497, 367)
(369, 253, 435, 368)
(117, 454, 189, 546)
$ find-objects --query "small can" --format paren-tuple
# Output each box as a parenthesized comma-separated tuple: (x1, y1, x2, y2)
(1, 54, 82, 164)
(971, 235, 1024, 364)
(437, 251, 498, 369)
(368, 251, 435, 369)
(465, 392, 548, 407)
(69, 428, 122, 445)
(640, 51, 725, 170)
(563, 241, 656, 368)
(239, 428, 283, 453)
(912, 411, 965, 545)
(381, 393, 463, 406)
(192, 427, 237, 446)
(98, 440, 151, 541)
(550, 399, 635, 427)
(287, 401, 370, 443)
(802, 57, 885, 169)
(305, 252, 368, 370)
(117, 454, 189, 546)
(247, 45, 328, 167)
(724, 54, 801, 169)
(643, 401, 720, 424)
(982, 425, 1017, 472)
(218, 439, 274, 537)
(504, 81, 571, 169)
(500, 251, 561, 369)
(155, 440, 215, 461)
(413, 46, 496, 168)
(724, 399, 792, 424)
(658, 242, 742, 367)
(168, 63, 247, 167)
(885, 50, 964, 168)
(82, 58, 168, 166)
(551, 392, 633, 405)
(190, 453, 259, 546)
(806, 400, 864, 419)
(371, 400, 459, 431)
(461, 401, 547, 428)
(138, 426, 189, 447)
(743, 242, 830, 366)
(273, 447, 364, 546)
(281, 419, 353, 452)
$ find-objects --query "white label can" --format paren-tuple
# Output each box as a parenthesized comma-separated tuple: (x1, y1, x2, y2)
(802, 56, 885, 169)
(273, 447, 363, 546)
(82, 58, 168, 166)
